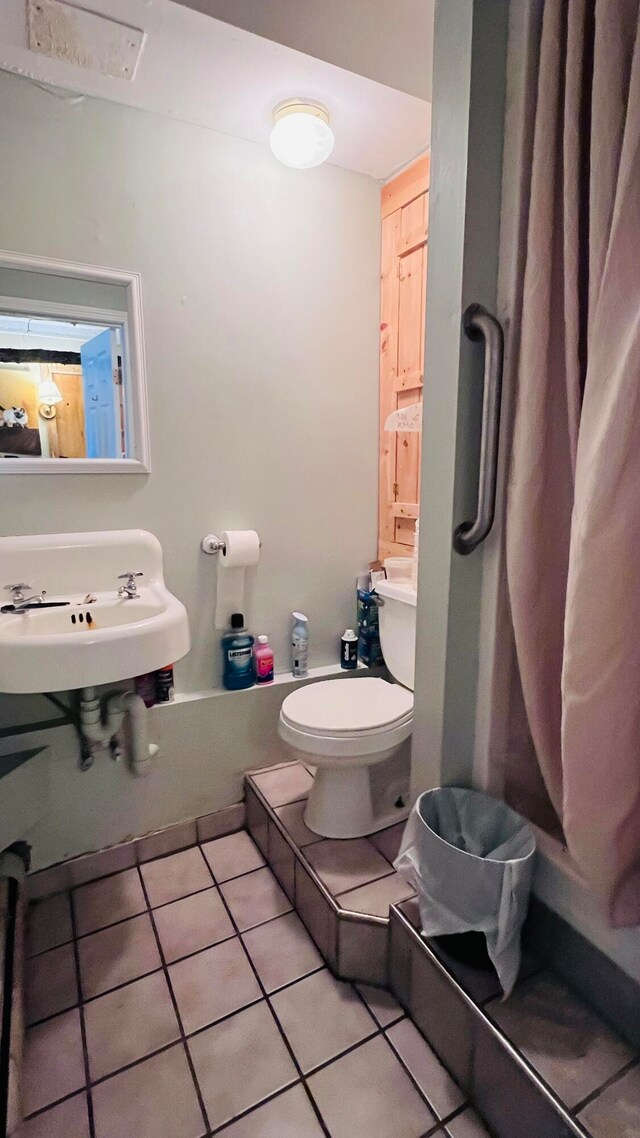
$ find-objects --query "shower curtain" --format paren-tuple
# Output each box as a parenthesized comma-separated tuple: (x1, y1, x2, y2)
(506, 0, 640, 925)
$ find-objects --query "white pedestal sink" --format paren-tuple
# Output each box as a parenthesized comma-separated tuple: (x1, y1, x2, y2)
(0, 530, 190, 693)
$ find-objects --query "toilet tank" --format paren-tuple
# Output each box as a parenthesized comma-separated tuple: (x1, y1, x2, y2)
(375, 580, 417, 691)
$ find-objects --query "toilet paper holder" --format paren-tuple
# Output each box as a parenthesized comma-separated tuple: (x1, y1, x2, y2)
(201, 534, 226, 555)
(201, 533, 262, 556)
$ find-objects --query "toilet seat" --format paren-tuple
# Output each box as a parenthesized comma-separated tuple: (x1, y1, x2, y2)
(279, 677, 413, 759)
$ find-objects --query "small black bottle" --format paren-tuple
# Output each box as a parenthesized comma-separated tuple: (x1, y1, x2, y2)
(155, 664, 175, 702)
(340, 628, 358, 670)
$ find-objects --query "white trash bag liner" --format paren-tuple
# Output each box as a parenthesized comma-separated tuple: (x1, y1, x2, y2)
(394, 787, 536, 996)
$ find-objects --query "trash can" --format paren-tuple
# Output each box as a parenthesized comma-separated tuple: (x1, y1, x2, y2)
(394, 786, 536, 996)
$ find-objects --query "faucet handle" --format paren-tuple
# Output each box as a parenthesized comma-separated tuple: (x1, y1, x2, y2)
(5, 582, 31, 597)
(117, 572, 143, 596)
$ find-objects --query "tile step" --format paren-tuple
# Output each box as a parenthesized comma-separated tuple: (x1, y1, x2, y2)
(246, 764, 639, 1138)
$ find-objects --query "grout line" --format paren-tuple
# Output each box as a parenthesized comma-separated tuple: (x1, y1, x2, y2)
(249, 962, 327, 997)
(28, 883, 327, 1032)
(136, 864, 212, 1137)
(26, 830, 449, 1136)
(200, 840, 332, 1138)
(27, 963, 163, 1028)
(430, 1103, 476, 1136)
(67, 853, 280, 947)
(299, 1082, 334, 1138)
(31, 879, 225, 956)
(27, 933, 75, 961)
(24, 1039, 188, 1118)
(28, 819, 451, 1131)
(421, 1123, 447, 1138)
(245, 840, 443, 1124)
(68, 891, 96, 1138)
(571, 1052, 640, 1117)
(332, 865, 401, 900)
(207, 1079, 304, 1136)
(249, 790, 311, 810)
(429, 1104, 472, 1129)
(78, 961, 333, 1090)
(380, 1022, 459, 1122)
(424, 1124, 450, 1137)
(380, 1012, 407, 1030)
(299, 1027, 386, 1080)
(26, 993, 291, 1117)
(251, 803, 467, 1124)
(23, 1085, 95, 1124)
(63, 902, 166, 944)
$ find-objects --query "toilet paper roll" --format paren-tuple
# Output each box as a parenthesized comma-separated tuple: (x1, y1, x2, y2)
(215, 530, 260, 629)
(220, 530, 260, 568)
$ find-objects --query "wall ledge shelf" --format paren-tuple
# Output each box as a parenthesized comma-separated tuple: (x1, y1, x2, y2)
(151, 661, 369, 707)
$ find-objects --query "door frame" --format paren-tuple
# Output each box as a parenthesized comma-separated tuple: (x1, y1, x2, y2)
(411, 0, 510, 800)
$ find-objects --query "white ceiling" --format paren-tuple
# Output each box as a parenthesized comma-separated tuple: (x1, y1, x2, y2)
(172, 0, 434, 102)
(0, 315, 105, 339)
(0, 315, 107, 353)
(0, 0, 431, 180)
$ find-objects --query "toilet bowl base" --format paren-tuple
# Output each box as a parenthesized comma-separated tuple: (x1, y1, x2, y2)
(304, 764, 409, 840)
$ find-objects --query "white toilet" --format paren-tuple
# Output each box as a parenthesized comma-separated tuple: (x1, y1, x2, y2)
(278, 579, 416, 838)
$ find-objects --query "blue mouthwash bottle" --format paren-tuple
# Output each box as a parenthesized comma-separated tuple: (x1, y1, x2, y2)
(221, 613, 255, 690)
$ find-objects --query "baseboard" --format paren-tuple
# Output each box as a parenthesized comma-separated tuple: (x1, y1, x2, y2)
(26, 801, 246, 901)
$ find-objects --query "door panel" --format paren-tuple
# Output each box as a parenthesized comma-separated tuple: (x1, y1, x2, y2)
(51, 367, 85, 459)
(401, 192, 429, 252)
(397, 244, 426, 392)
(81, 329, 119, 459)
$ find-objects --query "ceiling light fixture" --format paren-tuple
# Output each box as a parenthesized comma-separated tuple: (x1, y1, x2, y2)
(269, 100, 334, 169)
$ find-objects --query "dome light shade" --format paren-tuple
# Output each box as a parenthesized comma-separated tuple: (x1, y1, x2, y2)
(270, 101, 334, 169)
(38, 379, 63, 405)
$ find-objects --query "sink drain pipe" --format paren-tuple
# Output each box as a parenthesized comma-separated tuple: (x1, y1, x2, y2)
(79, 688, 158, 777)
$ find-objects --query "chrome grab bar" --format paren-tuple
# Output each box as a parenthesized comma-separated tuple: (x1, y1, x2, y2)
(452, 304, 504, 555)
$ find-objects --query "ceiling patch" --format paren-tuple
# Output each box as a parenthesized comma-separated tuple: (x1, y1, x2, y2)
(27, 0, 146, 81)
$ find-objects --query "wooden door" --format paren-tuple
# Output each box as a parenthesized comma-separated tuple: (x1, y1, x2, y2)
(52, 366, 86, 458)
(378, 155, 429, 559)
(37, 363, 86, 458)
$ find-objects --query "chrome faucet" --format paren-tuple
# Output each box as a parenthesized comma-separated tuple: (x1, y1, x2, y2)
(3, 583, 46, 612)
(117, 571, 143, 599)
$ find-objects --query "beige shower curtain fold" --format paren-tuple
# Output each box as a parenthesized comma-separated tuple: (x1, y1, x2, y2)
(506, 0, 640, 925)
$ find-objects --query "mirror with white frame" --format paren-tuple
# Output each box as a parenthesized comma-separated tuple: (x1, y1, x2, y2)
(0, 253, 149, 474)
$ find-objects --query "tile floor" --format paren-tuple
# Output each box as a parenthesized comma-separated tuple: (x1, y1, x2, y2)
(22, 829, 489, 1138)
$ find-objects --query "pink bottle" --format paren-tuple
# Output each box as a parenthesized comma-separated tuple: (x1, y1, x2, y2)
(254, 635, 274, 684)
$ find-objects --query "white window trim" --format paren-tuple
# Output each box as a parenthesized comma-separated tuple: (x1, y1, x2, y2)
(0, 250, 150, 474)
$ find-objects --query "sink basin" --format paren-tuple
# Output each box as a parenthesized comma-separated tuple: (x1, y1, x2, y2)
(0, 530, 190, 693)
